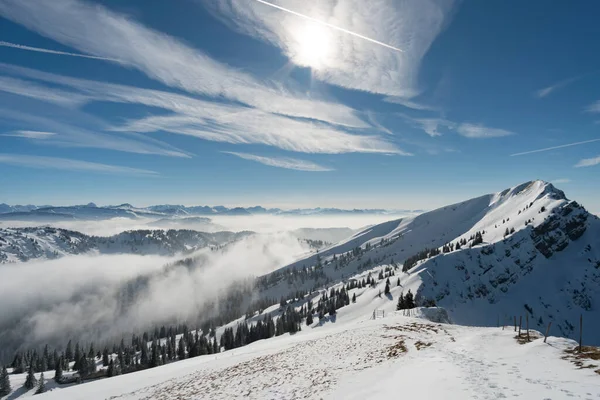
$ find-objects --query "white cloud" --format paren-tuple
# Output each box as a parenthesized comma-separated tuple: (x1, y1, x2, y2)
(223, 151, 333, 171)
(0, 153, 159, 176)
(0, 0, 366, 129)
(551, 178, 571, 184)
(202, 0, 456, 97)
(0, 107, 191, 158)
(456, 123, 514, 139)
(384, 96, 438, 111)
(510, 138, 600, 157)
(535, 76, 581, 98)
(2, 130, 56, 139)
(0, 76, 87, 107)
(113, 112, 404, 155)
(574, 156, 600, 168)
(0, 40, 119, 62)
(0, 63, 403, 155)
(400, 114, 454, 137)
(585, 100, 600, 113)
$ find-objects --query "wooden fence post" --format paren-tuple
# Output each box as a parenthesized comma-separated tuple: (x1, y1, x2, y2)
(518, 316, 522, 337)
(526, 314, 530, 342)
(544, 321, 552, 343)
(514, 316, 517, 332)
(579, 314, 583, 353)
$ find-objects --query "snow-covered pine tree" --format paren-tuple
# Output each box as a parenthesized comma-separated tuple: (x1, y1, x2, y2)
(24, 365, 36, 390)
(35, 372, 46, 395)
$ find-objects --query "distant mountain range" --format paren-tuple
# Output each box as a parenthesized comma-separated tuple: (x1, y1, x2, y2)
(0, 227, 253, 263)
(0, 202, 415, 221)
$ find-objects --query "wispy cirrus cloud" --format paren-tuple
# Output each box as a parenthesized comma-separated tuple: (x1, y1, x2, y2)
(0, 106, 191, 158)
(0, 0, 366, 129)
(510, 138, 600, 156)
(223, 151, 333, 171)
(202, 0, 456, 98)
(385, 97, 438, 111)
(574, 156, 600, 168)
(399, 114, 454, 137)
(456, 123, 514, 139)
(551, 178, 571, 184)
(0, 63, 404, 155)
(585, 100, 600, 113)
(112, 112, 403, 155)
(0, 40, 119, 62)
(2, 130, 56, 139)
(0, 154, 158, 176)
(0, 76, 87, 107)
(535, 75, 582, 98)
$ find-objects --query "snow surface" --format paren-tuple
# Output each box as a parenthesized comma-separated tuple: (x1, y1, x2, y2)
(12, 276, 599, 399)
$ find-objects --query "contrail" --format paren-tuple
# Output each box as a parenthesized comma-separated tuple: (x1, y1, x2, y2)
(510, 138, 600, 156)
(252, 0, 403, 53)
(0, 41, 120, 62)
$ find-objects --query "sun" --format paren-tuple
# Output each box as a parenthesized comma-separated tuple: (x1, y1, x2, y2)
(291, 23, 332, 70)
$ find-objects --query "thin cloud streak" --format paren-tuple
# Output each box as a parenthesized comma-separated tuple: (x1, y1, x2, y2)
(535, 76, 581, 98)
(252, 0, 403, 52)
(456, 123, 514, 139)
(0, 106, 191, 158)
(0, 40, 120, 62)
(2, 130, 56, 139)
(399, 114, 454, 137)
(223, 151, 333, 171)
(551, 178, 571, 184)
(510, 138, 600, 156)
(575, 156, 600, 168)
(0, 154, 159, 176)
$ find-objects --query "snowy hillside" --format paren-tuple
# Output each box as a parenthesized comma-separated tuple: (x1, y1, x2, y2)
(5, 272, 599, 399)
(0, 227, 252, 263)
(256, 180, 600, 345)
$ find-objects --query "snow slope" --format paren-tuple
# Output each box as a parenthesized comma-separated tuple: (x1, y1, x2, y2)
(12, 272, 599, 399)
(255, 180, 600, 345)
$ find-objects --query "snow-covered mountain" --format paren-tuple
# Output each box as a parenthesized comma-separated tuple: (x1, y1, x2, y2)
(258, 180, 600, 344)
(0, 227, 253, 263)
(0, 203, 402, 221)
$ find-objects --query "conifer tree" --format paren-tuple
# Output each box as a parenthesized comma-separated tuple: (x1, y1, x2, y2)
(73, 343, 81, 371)
(107, 359, 115, 378)
(384, 281, 390, 295)
(24, 365, 37, 390)
(177, 337, 186, 361)
(404, 289, 415, 309)
(306, 312, 313, 325)
(0, 366, 11, 396)
(35, 372, 46, 395)
(352, 293, 356, 303)
(65, 340, 73, 362)
(54, 357, 63, 382)
(140, 343, 149, 366)
(396, 293, 405, 311)
(102, 348, 110, 367)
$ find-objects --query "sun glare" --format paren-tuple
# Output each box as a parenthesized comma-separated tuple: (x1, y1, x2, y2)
(292, 23, 332, 70)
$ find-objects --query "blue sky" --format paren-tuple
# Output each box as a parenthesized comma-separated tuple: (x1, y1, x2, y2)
(0, 0, 599, 211)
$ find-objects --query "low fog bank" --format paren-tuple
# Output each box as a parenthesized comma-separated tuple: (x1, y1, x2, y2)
(0, 213, 411, 238)
(0, 232, 309, 361)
